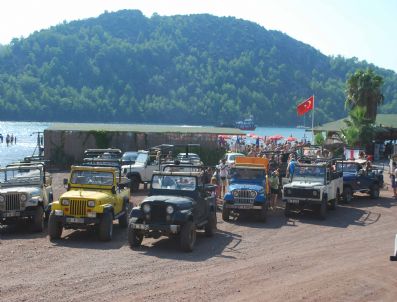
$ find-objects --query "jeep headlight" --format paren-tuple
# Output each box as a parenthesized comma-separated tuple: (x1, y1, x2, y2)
(287, 189, 292, 195)
(0, 195, 4, 203)
(313, 190, 318, 197)
(233, 191, 239, 197)
(61, 199, 70, 206)
(88, 200, 96, 207)
(250, 191, 257, 198)
(166, 205, 174, 214)
(20, 194, 27, 202)
(143, 203, 151, 213)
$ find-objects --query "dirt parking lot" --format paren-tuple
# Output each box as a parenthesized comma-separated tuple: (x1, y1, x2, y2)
(1, 172, 397, 302)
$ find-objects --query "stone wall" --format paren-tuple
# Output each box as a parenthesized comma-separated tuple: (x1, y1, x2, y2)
(44, 130, 224, 169)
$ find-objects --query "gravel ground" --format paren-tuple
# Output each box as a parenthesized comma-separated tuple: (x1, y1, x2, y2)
(1, 171, 397, 301)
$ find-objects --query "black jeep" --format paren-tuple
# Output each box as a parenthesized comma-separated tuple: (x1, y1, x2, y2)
(127, 166, 217, 252)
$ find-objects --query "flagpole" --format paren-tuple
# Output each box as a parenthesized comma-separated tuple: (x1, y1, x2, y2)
(311, 95, 315, 144)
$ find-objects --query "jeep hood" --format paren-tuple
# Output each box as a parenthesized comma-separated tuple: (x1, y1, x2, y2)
(228, 183, 264, 192)
(288, 181, 323, 188)
(61, 190, 111, 200)
(0, 186, 41, 195)
(142, 195, 193, 209)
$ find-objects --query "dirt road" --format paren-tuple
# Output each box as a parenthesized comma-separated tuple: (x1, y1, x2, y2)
(1, 172, 397, 301)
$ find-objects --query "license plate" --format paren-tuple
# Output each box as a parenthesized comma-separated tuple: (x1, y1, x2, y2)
(231, 204, 253, 209)
(66, 217, 85, 223)
(288, 199, 300, 204)
(133, 223, 149, 230)
(6, 211, 20, 217)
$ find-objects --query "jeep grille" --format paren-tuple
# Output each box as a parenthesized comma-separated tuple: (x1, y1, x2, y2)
(284, 188, 320, 199)
(5, 194, 21, 211)
(148, 204, 167, 223)
(70, 200, 87, 216)
(233, 190, 256, 204)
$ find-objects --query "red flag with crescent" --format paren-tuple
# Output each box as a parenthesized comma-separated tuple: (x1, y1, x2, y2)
(297, 95, 314, 116)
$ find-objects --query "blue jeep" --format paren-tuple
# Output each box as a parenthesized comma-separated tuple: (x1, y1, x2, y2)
(336, 160, 383, 202)
(222, 157, 268, 222)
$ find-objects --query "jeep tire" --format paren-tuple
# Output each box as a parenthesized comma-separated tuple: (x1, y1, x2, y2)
(205, 211, 217, 237)
(258, 204, 267, 222)
(31, 206, 44, 232)
(48, 213, 63, 240)
(343, 186, 353, 203)
(128, 222, 143, 248)
(284, 203, 292, 217)
(370, 184, 380, 199)
(222, 206, 230, 221)
(99, 212, 113, 241)
(318, 200, 327, 220)
(180, 221, 196, 252)
(118, 201, 129, 228)
(131, 175, 140, 192)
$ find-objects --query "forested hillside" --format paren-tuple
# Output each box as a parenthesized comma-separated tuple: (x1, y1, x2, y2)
(0, 9, 396, 126)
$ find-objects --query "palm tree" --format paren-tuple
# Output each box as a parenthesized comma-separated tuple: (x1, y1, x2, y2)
(341, 105, 374, 147)
(345, 69, 384, 122)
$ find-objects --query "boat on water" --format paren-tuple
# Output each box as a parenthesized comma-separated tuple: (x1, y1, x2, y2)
(296, 125, 311, 129)
(235, 118, 256, 130)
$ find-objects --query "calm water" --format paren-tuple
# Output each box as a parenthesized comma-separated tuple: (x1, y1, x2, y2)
(0, 122, 310, 167)
(0, 121, 51, 167)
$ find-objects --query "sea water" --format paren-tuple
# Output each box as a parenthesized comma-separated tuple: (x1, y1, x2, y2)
(0, 122, 310, 167)
(0, 121, 51, 167)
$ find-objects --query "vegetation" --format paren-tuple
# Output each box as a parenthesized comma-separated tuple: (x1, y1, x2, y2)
(0, 10, 396, 125)
(314, 132, 325, 145)
(341, 106, 374, 147)
(345, 69, 384, 122)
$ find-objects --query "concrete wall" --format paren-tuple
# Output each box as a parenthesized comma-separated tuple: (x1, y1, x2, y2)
(44, 130, 222, 168)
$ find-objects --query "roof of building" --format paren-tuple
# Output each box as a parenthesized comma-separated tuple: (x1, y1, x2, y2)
(313, 114, 397, 132)
(46, 123, 244, 135)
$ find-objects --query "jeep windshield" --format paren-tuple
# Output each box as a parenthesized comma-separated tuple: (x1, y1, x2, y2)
(292, 166, 325, 183)
(70, 170, 114, 186)
(0, 167, 42, 187)
(230, 168, 265, 181)
(151, 175, 196, 191)
(336, 162, 357, 173)
(135, 152, 149, 165)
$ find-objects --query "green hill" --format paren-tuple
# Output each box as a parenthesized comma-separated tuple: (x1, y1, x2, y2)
(0, 9, 396, 126)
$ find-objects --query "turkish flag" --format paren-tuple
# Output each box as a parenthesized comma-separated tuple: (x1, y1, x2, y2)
(297, 95, 314, 116)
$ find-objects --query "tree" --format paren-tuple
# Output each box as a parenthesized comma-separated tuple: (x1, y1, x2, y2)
(345, 69, 384, 122)
(341, 105, 374, 147)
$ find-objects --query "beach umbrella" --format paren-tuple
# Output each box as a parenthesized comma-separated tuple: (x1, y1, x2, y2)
(286, 136, 297, 142)
(269, 134, 284, 141)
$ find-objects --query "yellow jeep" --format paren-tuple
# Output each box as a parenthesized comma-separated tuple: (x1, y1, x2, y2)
(48, 165, 130, 241)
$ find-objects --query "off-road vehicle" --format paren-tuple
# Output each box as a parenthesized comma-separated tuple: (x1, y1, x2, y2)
(0, 163, 53, 232)
(336, 159, 383, 202)
(222, 157, 269, 222)
(282, 160, 343, 219)
(128, 165, 217, 252)
(48, 165, 130, 241)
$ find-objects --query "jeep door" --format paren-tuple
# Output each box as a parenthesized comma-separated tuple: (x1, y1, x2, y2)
(195, 186, 210, 222)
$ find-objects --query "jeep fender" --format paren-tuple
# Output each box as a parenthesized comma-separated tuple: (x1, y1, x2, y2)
(101, 205, 114, 217)
(129, 206, 143, 219)
(175, 210, 193, 222)
(127, 172, 141, 182)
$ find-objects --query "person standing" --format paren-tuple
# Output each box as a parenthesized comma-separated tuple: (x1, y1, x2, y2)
(286, 155, 296, 179)
(269, 169, 279, 210)
(392, 162, 397, 198)
(218, 158, 229, 198)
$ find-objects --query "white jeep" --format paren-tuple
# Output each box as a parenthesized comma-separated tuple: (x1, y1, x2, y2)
(0, 163, 53, 231)
(282, 162, 343, 219)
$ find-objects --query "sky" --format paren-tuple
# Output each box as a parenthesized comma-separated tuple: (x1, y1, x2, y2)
(0, 0, 396, 72)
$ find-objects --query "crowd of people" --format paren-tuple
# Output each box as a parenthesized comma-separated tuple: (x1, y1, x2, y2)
(0, 133, 17, 146)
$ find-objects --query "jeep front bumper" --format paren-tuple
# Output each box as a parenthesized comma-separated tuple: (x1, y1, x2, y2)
(51, 214, 100, 226)
(132, 223, 180, 234)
